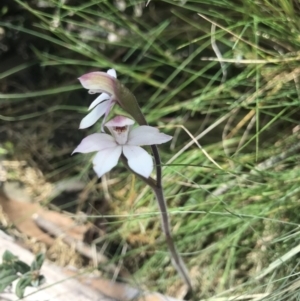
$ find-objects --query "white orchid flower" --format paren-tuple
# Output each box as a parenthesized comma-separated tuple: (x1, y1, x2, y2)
(73, 116, 172, 178)
(78, 69, 117, 129)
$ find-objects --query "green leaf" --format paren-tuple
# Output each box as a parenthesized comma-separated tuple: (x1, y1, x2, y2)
(0, 263, 15, 279)
(0, 267, 16, 280)
(0, 274, 18, 293)
(14, 260, 31, 274)
(2, 250, 18, 263)
(35, 253, 45, 270)
(31, 253, 45, 271)
(15, 276, 32, 298)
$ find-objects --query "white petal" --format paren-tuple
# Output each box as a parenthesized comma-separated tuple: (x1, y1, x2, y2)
(92, 146, 122, 178)
(88, 93, 110, 110)
(123, 145, 153, 178)
(107, 69, 117, 78)
(127, 126, 172, 146)
(72, 133, 117, 154)
(79, 101, 110, 129)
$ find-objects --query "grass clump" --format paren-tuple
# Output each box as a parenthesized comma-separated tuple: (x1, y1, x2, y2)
(1, 0, 300, 299)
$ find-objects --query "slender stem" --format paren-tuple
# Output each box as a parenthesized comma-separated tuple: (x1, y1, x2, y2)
(151, 145, 192, 289)
(152, 183, 193, 291)
(125, 146, 192, 291)
(150, 145, 162, 185)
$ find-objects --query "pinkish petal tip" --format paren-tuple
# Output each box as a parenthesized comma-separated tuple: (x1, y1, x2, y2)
(78, 72, 116, 95)
(105, 115, 135, 127)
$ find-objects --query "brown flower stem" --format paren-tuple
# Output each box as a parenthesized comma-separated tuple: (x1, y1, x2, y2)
(150, 145, 162, 185)
(144, 146, 192, 289)
(151, 181, 193, 292)
(120, 149, 192, 291)
(150, 144, 192, 291)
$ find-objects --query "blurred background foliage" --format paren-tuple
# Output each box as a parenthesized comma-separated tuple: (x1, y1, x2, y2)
(1, 0, 300, 299)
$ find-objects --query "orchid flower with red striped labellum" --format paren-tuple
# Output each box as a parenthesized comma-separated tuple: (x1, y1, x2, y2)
(73, 115, 172, 178)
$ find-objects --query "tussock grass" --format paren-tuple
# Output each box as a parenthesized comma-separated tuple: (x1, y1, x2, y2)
(1, 0, 300, 299)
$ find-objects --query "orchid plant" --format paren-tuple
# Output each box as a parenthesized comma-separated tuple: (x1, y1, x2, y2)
(73, 69, 192, 291)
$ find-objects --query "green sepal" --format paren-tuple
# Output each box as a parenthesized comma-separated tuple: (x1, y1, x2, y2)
(117, 82, 147, 126)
